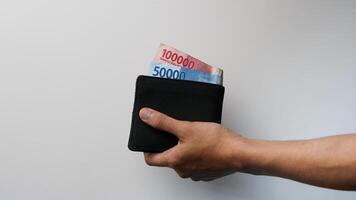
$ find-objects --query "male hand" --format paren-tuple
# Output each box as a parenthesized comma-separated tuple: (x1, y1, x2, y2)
(139, 107, 246, 181)
(138, 108, 356, 190)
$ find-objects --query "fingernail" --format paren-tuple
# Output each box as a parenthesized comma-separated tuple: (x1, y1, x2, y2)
(140, 108, 152, 121)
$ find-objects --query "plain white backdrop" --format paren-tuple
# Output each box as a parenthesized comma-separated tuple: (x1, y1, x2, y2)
(0, 0, 355, 199)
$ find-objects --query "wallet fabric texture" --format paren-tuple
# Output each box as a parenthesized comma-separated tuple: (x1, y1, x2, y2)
(128, 75, 225, 152)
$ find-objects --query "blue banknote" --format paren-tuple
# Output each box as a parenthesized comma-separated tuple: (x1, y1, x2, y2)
(149, 61, 223, 85)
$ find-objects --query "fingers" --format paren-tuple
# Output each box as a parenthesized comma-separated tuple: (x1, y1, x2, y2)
(139, 107, 188, 138)
(144, 144, 182, 167)
(140, 107, 189, 167)
(144, 152, 169, 167)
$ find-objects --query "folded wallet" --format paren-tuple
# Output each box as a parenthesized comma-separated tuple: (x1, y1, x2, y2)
(128, 75, 225, 152)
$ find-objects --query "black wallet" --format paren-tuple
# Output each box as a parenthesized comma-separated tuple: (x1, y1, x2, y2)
(128, 75, 225, 152)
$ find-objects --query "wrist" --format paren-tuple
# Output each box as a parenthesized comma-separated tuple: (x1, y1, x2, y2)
(230, 136, 275, 175)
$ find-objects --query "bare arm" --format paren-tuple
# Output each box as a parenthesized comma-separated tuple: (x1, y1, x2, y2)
(139, 108, 356, 190)
(242, 135, 356, 190)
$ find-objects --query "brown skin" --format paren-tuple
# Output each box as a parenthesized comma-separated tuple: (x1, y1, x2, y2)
(139, 107, 356, 190)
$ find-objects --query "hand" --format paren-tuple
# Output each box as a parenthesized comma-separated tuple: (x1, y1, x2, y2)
(138, 108, 356, 190)
(139, 107, 246, 181)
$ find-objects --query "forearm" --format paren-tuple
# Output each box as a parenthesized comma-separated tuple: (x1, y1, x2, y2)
(236, 134, 356, 190)
(138, 108, 356, 187)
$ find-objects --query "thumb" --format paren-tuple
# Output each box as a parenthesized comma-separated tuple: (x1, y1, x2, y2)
(139, 107, 187, 138)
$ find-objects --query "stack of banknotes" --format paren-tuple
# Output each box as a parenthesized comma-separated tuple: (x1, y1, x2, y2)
(148, 44, 223, 85)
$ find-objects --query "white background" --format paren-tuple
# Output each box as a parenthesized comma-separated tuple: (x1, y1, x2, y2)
(1, 0, 356, 199)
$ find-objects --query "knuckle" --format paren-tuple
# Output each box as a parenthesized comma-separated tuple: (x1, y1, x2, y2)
(175, 121, 192, 137)
(168, 155, 181, 168)
(153, 114, 166, 128)
(179, 121, 191, 132)
(169, 152, 185, 167)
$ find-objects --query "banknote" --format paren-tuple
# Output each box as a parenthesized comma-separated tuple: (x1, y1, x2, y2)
(149, 61, 223, 85)
(153, 44, 223, 77)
